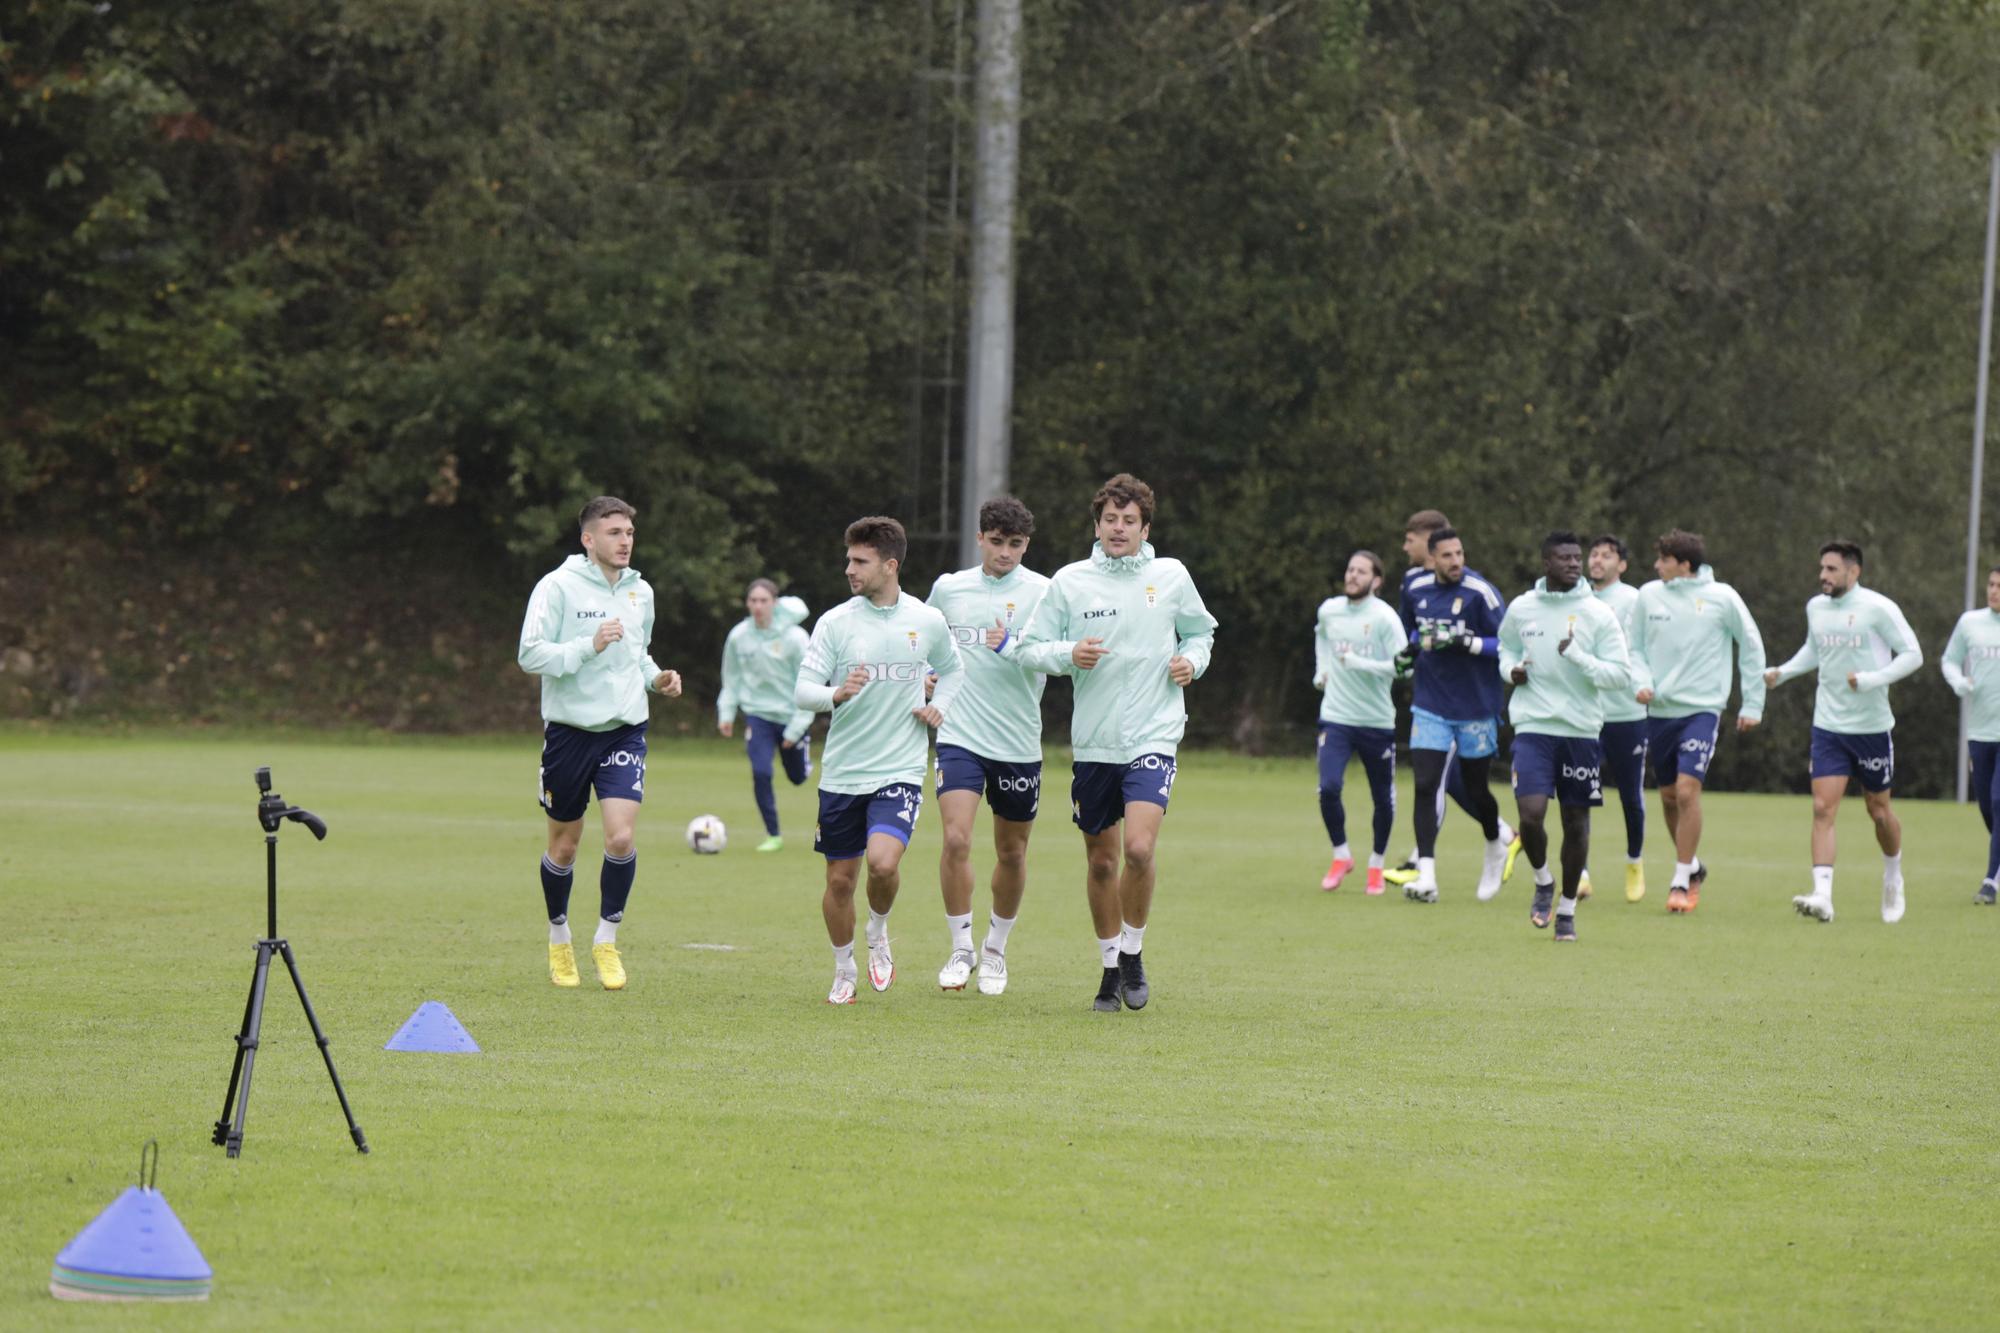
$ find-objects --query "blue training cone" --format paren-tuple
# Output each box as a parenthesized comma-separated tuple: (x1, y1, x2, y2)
(51, 1143, 211, 1302)
(384, 1000, 480, 1053)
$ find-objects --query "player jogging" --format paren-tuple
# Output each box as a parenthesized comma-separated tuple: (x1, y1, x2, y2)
(1584, 534, 1648, 903)
(517, 495, 684, 990)
(1498, 532, 1632, 942)
(1312, 550, 1404, 893)
(1399, 526, 1515, 901)
(1764, 540, 1923, 924)
(717, 579, 815, 852)
(1940, 565, 2000, 903)
(794, 516, 965, 1004)
(1006, 473, 1217, 1013)
(1385, 509, 1519, 886)
(1627, 529, 1766, 914)
(924, 497, 1052, 995)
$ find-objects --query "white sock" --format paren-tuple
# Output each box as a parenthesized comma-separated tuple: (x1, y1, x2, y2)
(1119, 921, 1147, 955)
(1333, 842, 1352, 863)
(867, 908, 891, 944)
(946, 912, 973, 953)
(986, 912, 1016, 954)
(1098, 936, 1120, 968)
(1672, 860, 1695, 889)
(1534, 863, 1555, 887)
(1555, 895, 1577, 917)
(1627, 856, 1642, 867)
(1883, 851, 1902, 881)
(1812, 864, 1834, 896)
(549, 919, 571, 945)
(1417, 856, 1437, 882)
(593, 917, 618, 946)
(833, 942, 856, 975)
(1498, 819, 1517, 844)
(1405, 846, 1420, 865)
(1367, 851, 1385, 871)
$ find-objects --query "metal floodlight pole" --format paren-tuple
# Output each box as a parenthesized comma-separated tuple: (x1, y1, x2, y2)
(959, 0, 1021, 568)
(1961, 147, 1999, 803)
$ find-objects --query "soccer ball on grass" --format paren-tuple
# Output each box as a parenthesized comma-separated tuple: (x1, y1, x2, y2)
(685, 814, 727, 855)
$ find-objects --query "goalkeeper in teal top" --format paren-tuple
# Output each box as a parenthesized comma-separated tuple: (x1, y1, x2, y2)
(1311, 550, 1404, 894)
(923, 496, 1051, 997)
(517, 495, 684, 992)
(794, 516, 965, 1005)
(716, 579, 815, 852)
(1006, 473, 1218, 1013)
(1497, 532, 1632, 943)
(1941, 565, 2000, 903)
(1763, 540, 1923, 925)
(1627, 529, 1767, 915)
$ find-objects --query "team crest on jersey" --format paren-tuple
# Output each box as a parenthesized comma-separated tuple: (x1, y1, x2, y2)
(1694, 598, 1707, 614)
(628, 590, 638, 604)
(1004, 601, 1016, 623)
(907, 630, 919, 651)
(1145, 586, 1158, 607)
(1451, 597, 1463, 615)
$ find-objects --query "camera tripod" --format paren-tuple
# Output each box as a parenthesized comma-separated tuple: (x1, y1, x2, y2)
(212, 767, 368, 1158)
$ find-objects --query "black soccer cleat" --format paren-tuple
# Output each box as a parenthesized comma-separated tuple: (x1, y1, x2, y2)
(1092, 966, 1123, 1012)
(1690, 859, 1710, 889)
(1554, 911, 1577, 942)
(1977, 881, 1997, 906)
(1118, 950, 1149, 1010)
(1530, 883, 1555, 929)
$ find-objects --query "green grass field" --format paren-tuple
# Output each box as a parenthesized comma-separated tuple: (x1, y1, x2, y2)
(3, 729, 1998, 1329)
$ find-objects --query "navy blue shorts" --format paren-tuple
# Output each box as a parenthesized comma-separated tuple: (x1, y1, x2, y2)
(1510, 733, 1603, 806)
(1810, 726, 1895, 792)
(815, 784, 924, 861)
(935, 743, 1042, 823)
(1316, 723, 1396, 794)
(538, 721, 648, 822)
(1647, 712, 1721, 786)
(1071, 754, 1177, 835)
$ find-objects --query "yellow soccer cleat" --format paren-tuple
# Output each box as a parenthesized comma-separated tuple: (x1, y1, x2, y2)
(1625, 862, 1646, 903)
(1502, 835, 1524, 883)
(549, 942, 580, 988)
(592, 942, 627, 991)
(1577, 869, 1593, 900)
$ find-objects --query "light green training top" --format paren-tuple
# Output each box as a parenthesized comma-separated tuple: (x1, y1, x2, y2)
(1770, 584, 1922, 734)
(1497, 578, 1631, 739)
(718, 595, 815, 741)
(1007, 542, 1218, 764)
(1941, 608, 2000, 742)
(1591, 580, 1647, 723)
(794, 592, 964, 795)
(517, 554, 669, 730)
(1312, 594, 1403, 729)
(924, 563, 1052, 764)
(1628, 565, 1768, 722)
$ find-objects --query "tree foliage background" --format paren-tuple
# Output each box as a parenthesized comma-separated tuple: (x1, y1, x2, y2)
(4, 0, 1999, 793)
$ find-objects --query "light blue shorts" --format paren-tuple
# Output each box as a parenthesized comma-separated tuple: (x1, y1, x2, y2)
(1410, 707, 1499, 760)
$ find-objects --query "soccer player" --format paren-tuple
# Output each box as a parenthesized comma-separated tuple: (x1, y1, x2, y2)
(516, 495, 683, 991)
(1627, 529, 1767, 913)
(1005, 473, 1217, 1012)
(1385, 510, 1519, 886)
(1312, 550, 1404, 894)
(1399, 526, 1514, 902)
(794, 516, 964, 1004)
(717, 579, 815, 852)
(1498, 532, 1632, 942)
(924, 496, 1052, 995)
(1585, 534, 1648, 903)
(1940, 565, 2000, 903)
(1763, 540, 1923, 924)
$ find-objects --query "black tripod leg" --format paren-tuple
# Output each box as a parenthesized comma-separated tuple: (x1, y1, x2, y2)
(278, 942, 369, 1154)
(213, 948, 261, 1146)
(219, 941, 274, 1158)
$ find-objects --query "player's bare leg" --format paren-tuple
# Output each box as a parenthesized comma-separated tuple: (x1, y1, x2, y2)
(1866, 787, 1905, 922)
(974, 814, 1032, 994)
(936, 790, 981, 989)
(1660, 776, 1707, 912)
(1084, 825, 1125, 1011)
(822, 856, 862, 1002)
(1514, 792, 1556, 928)
(1794, 775, 1847, 922)
(862, 831, 908, 989)
(1111, 801, 1165, 1009)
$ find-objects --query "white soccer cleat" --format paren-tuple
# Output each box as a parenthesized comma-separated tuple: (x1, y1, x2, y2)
(867, 934, 896, 992)
(1792, 890, 1835, 923)
(937, 946, 975, 991)
(1475, 841, 1508, 901)
(1881, 875, 1906, 924)
(827, 970, 858, 1005)
(977, 944, 1008, 996)
(1405, 873, 1439, 904)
